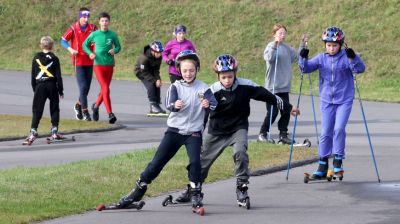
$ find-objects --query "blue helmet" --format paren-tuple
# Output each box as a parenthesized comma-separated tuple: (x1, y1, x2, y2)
(213, 54, 238, 73)
(149, 40, 164, 53)
(322, 26, 345, 45)
(174, 24, 187, 34)
(175, 50, 200, 72)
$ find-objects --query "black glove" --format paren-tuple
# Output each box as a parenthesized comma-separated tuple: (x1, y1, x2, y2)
(345, 48, 356, 59)
(167, 59, 174, 66)
(299, 48, 309, 58)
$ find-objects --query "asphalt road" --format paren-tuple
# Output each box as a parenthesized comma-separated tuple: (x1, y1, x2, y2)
(1, 70, 400, 224)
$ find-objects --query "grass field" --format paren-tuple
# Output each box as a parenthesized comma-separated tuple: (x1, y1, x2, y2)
(0, 0, 399, 102)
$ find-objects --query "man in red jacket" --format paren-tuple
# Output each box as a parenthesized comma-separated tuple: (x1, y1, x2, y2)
(61, 7, 97, 121)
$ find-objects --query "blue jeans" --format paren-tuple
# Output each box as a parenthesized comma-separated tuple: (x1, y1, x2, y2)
(76, 66, 93, 109)
(140, 129, 202, 184)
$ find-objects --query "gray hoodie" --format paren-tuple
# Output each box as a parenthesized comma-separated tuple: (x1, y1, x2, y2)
(166, 80, 217, 135)
(263, 41, 298, 93)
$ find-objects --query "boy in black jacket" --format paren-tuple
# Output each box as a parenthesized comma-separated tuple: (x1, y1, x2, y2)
(134, 40, 167, 115)
(174, 54, 300, 208)
(24, 36, 64, 145)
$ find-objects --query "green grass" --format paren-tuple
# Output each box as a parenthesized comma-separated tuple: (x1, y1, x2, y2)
(0, 0, 399, 102)
(0, 114, 114, 139)
(0, 141, 316, 224)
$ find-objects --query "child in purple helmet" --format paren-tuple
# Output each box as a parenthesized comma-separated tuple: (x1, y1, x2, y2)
(162, 24, 197, 83)
(299, 26, 365, 179)
(134, 40, 167, 115)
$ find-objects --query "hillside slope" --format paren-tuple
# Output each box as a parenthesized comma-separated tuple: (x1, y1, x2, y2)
(0, 0, 398, 102)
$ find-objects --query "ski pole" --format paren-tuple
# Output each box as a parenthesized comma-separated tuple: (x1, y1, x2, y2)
(267, 43, 279, 141)
(345, 43, 381, 183)
(286, 72, 304, 180)
(308, 74, 319, 145)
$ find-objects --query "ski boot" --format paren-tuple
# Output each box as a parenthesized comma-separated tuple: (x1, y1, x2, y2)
(304, 157, 329, 183)
(116, 179, 147, 209)
(236, 180, 250, 209)
(258, 132, 275, 144)
(162, 184, 192, 206)
(328, 154, 344, 181)
(148, 103, 168, 117)
(277, 131, 295, 145)
(50, 126, 66, 140)
(108, 113, 117, 124)
(91, 103, 99, 121)
(23, 128, 38, 145)
(74, 103, 83, 120)
(82, 110, 92, 121)
(190, 182, 204, 216)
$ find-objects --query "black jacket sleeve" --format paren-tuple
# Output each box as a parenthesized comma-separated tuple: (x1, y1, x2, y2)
(134, 55, 160, 82)
(54, 57, 63, 96)
(31, 57, 37, 92)
(250, 86, 293, 112)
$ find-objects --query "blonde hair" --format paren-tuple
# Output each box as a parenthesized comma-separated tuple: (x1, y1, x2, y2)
(272, 24, 287, 36)
(40, 36, 54, 50)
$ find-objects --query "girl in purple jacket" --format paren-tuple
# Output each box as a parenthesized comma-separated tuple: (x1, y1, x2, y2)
(162, 24, 197, 83)
(299, 27, 365, 179)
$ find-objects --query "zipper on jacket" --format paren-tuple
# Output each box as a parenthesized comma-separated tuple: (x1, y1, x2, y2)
(331, 56, 335, 103)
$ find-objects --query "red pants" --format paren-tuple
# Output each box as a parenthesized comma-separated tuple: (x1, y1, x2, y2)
(94, 65, 114, 113)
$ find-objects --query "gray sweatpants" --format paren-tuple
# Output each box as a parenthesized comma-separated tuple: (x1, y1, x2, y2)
(201, 129, 249, 185)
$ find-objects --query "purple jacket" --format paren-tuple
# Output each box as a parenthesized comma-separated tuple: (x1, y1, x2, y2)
(299, 49, 365, 104)
(162, 38, 196, 76)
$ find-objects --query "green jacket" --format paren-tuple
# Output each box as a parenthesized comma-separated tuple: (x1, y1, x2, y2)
(83, 29, 121, 65)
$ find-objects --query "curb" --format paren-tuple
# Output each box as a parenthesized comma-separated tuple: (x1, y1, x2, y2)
(0, 124, 125, 142)
(250, 156, 319, 176)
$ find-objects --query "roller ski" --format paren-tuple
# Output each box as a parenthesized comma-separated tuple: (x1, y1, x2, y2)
(327, 154, 344, 181)
(304, 157, 329, 183)
(236, 181, 250, 209)
(22, 129, 38, 146)
(276, 131, 310, 148)
(291, 139, 311, 148)
(147, 103, 169, 117)
(98, 179, 148, 212)
(96, 201, 145, 211)
(162, 184, 192, 206)
(190, 183, 205, 216)
(46, 135, 75, 144)
(45, 126, 75, 144)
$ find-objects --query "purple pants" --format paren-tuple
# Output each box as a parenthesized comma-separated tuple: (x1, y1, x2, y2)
(318, 101, 353, 158)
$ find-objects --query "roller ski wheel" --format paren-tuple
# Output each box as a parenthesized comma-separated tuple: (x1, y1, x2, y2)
(237, 197, 250, 210)
(147, 113, 169, 118)
(327, 169, 344, 181)
(96, 200, 145, 211)
(22, 139, 35, 146)
(162, 194, 193, 206)
(192, 206, 205, 216)
(303, 172, 331, 184)
(46, 136, 75, 144)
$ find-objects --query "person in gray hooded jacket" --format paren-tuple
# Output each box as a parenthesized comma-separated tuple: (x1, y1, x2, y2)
(259, 24, 299, 144)
(115, 50, 217, 212)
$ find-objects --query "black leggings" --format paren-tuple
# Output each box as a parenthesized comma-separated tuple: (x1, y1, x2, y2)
(140, 130, 202, 184)
(260, 92, 291, 134)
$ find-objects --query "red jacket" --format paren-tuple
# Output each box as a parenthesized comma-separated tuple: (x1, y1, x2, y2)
(62, 22, 97, 66)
